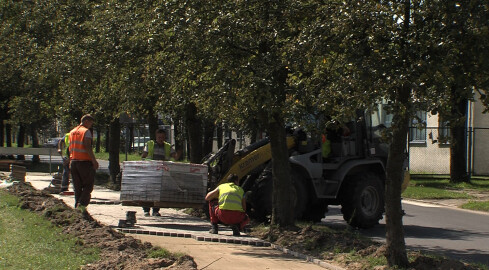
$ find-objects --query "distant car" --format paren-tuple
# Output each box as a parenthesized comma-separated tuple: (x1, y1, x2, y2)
(132, 137, 150, 150)
(43, 137, 63, 148)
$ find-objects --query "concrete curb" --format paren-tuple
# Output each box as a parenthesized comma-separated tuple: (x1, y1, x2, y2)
(90, 200, 121, 205)
(270, 243, 346, 270)
(117, 227, 346, 270)
(117, 228, 271, 246)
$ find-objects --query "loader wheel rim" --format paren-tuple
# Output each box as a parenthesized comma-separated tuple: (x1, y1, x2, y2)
(361, 186, 380, 216)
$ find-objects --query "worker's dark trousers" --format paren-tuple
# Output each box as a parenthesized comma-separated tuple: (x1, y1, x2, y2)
(71, 160, 95, 208)
(209, 201, 249, 230)
(60, 158, 70, 191)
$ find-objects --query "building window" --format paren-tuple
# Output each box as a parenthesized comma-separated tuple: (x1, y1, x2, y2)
(438, 118, 450, 144)
(409, 111, 427, 142)
(381, 105, 393, 128)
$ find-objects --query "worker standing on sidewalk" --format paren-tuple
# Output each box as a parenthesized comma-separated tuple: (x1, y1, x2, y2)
(57, 132, 71, 193)
(69, 114, 99, 210)
(141, 128, 180, 216)
(205, 174, 249, 236)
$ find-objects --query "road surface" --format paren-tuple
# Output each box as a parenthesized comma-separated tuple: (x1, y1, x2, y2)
(324, 202, 489, 266)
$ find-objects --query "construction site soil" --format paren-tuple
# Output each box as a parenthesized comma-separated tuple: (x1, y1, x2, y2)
(4, 181, 484, 270)
(5, 182, 197, 270)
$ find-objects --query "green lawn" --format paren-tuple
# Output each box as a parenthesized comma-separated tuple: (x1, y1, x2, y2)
(403, 185, 474, 200)
(94, 151, 142, 161)
(403, 178, 489, 212)
(409, 178, 489, 191)
(0, 191, 99, 269)
(461, 201, 489, 212)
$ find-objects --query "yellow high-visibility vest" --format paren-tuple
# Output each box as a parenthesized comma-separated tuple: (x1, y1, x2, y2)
(146, 140, 173, 161)
(218, 183, 244, 212)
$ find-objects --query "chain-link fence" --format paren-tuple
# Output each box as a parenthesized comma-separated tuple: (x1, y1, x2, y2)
(408, 126, 489, 176)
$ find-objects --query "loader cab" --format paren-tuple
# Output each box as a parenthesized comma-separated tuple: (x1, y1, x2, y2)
(316, 110, 369, 163)
(320, 107, 391, 164)
(365, 104, 391, 166)
(294, 105, 391, 172)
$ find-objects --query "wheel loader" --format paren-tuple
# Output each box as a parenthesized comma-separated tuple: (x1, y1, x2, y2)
(203, 110, 409, 229)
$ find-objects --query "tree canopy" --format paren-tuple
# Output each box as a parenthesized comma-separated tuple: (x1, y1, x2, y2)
(2, 0, 489, 267)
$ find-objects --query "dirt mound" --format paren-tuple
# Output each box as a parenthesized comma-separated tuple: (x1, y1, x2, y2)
(248, 224, 481, 270)
(6, 182, 197, 270)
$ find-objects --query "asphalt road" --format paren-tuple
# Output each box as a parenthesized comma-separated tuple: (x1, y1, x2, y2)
(324, 202, 489, 266)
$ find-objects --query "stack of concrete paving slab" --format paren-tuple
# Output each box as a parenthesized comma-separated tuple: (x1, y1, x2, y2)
(120, 161, 208, 208)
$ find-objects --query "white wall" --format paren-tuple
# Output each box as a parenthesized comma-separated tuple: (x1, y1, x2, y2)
(472, 99, 489, 175)
(408, 112, 450, 174)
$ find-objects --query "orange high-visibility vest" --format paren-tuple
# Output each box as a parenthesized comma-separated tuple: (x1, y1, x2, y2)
(69, 125, 91, 161)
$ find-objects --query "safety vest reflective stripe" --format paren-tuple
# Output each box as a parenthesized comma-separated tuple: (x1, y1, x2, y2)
(218, 183, 244, 212)
(69, 126, 91, 160)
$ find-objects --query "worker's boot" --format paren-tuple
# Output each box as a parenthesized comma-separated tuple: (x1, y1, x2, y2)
(209, 224, 218, 234)
(231, 225, 240, 236)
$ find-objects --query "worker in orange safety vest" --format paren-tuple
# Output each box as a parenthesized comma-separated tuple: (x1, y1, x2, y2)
(69, 114, 98, 210)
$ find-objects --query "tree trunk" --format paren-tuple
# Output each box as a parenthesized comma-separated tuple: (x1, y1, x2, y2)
(147, 107, 159, 141)
(30, 123, 40, 163)
(203, 120, 215, 157)
(108, 119, 121, 184)
(6, 123, 13, 159)
(105, 127, 110, 153)
(384, 110, 409, 267)
(268, 113, 294, 227)
(216, 122, 223, 149)
(17, 125, 25, 160)
(185, 102, 203, 163)
(95, 126, 101, 153)
(129, 124, 134, 153)
(450, 97, 469, 183)
(6, 123, 12, 147)
(250, 127, 258, 144)
(384, 2, 411, 267)
(172, 117, 182, 160)
(0, 117, 4, 147)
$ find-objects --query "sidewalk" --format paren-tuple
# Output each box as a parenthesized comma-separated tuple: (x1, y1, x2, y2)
(26, 173, 341, 270)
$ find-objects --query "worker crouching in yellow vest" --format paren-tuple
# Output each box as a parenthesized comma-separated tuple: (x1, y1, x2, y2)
(205, 174, 250, 236)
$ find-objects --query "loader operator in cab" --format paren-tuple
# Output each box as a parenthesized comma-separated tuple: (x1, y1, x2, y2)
(205, 174, 249, 236)
(141, 128, 179, 217)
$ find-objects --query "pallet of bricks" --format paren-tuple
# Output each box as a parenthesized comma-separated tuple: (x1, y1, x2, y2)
(0, 161, 26, 182)
(44, 171, 63, 193)
(10, 164, 27, 182)
(120, 161, 208, 209)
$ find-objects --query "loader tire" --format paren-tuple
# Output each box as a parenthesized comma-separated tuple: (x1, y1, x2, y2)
(251, 174, 273, 222)
(303, 202, 328, 222)
(250, 168, 308, 222)
(340, 173, 384, 229)
(290, 171, 308, 220)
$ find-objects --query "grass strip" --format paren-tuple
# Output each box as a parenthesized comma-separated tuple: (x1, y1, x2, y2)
(0, 190, 99, 270)
(403, 186, 473, 200)
(407, 178, 489, 192)
(461, 201, 489, 212)
(403, 178, 489, 200)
